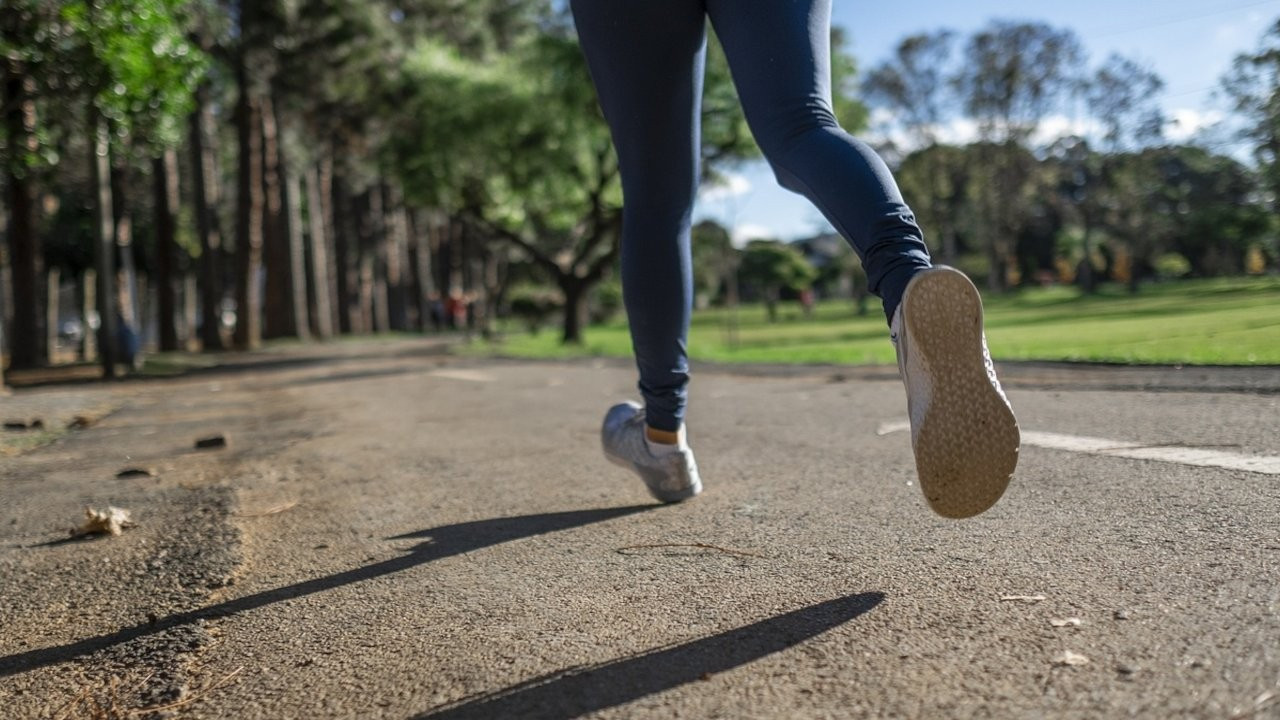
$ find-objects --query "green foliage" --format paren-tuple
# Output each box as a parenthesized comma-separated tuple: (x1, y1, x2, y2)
(738, 240, 818, 305)
(958, 21, 1083, 140)
(589, 279, 623, 324)
(1154, 253, 1191, 280)
(1223, 19, 1280, 181)
(691, 220, 736, 305)
(507, 284, 560, 334)
(700, 33, 757, 175)
(60, 0, 207, 149)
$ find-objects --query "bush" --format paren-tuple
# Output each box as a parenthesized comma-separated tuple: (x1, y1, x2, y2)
(507, 285, 561, 334)
(1154, 253, 1191, 280)
(590, 279, 624, 325)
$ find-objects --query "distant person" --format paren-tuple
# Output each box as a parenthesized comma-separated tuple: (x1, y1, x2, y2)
(575, 0, 1020, 518)
(445, 291, 466, 330)
(799, 287, 815, 318)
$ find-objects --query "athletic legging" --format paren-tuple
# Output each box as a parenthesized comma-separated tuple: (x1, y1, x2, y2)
(570, 0, 932, 432)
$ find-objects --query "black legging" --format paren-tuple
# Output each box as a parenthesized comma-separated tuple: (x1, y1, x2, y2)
(571, 0, 932, 432)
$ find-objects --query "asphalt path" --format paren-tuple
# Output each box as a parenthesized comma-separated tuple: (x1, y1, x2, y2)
(1, 339, 1277, 718)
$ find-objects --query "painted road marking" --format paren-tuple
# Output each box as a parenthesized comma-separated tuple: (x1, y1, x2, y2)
(427, 369, 496, 383)
(876, 421, 1280, 475)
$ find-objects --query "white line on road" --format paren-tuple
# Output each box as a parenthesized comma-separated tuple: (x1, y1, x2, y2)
(427, 369, 496, 383)
(876, 421, 1280, 475)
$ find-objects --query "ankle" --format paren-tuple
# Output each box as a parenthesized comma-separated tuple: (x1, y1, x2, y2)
(645, 426, 681, 445)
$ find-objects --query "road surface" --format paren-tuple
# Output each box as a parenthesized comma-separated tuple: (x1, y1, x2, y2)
(2, 339, 1277, 718)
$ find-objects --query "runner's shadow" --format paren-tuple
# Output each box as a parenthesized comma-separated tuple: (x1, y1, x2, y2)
(415, 592, 885, 720)
(0, 505, 654, 677)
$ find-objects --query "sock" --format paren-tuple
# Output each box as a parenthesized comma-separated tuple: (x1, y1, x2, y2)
(645, 426, 686, 457)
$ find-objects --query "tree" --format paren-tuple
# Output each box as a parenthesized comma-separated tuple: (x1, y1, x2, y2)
(1222, 18, 1280, 272)
(737, 240, 817, 322)
(863, 32, 960, 259)
(1, 2, 44, 369)
(228, 0, 285, 350)
(955, 21, 1084, 290)
(691, 220, 736, 308)
(1087, 54, 1165, 152)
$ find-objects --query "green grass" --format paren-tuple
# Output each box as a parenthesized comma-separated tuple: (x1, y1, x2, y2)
(0, 427, 64, 457)
(463, 276, 1280, 366)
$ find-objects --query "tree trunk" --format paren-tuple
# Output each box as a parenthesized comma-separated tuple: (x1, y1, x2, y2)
(153, 150, 180, 351)
(90, 114, 119, 377)
(304, 160, 334, 339)
(408, 210, 438, 332)
(80, 269, 96, 360)
(382, 182, 410, 332)
(560, 278, 587, 344)
(45, 266, 59, 364)
(366, 188, 389, 332)
(111, 161, 142, 353)
(3, 62, 42, 370)
(190, 82, 225, 351)
(182, 273, 197, 349)
(233, 59, 265, 350)
(331, 170, 355, 334)
(261, 92, 292, 339)
(282, 136, 310, 341)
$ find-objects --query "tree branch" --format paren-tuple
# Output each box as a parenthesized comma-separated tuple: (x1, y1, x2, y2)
(465, 208, 563, 280)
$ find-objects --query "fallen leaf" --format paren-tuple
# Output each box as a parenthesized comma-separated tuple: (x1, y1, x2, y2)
(1000, 594, 1047, 603)
(1053, 651, 1090, 667)
(1051, 618, 1084, 628)
(74, 506, 136, 537)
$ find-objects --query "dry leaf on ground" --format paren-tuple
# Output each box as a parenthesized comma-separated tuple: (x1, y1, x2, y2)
(1000, 594, 1047, 603)
(74, 506, 137, 537)
(1053, 650, 1090, 667)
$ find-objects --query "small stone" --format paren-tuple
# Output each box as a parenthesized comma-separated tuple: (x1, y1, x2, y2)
(1113, 609, 1130, 620)
(1115, 663, 1138, 676)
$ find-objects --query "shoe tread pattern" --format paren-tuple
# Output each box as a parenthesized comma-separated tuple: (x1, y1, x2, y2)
(904, 268, 1019, 518)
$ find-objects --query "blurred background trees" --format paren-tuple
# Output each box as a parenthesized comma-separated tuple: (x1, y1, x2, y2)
(1, 5, 1277, 375)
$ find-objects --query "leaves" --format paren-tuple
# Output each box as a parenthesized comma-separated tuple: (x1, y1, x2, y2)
(59, 0, 208, 149)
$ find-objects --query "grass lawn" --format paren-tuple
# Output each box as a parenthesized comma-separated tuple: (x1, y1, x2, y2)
(463, 276, 1280, 366)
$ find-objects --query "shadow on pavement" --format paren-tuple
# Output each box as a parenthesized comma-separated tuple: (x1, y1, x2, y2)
(415, 592, 886, 720)
(0, 505, 654, 678)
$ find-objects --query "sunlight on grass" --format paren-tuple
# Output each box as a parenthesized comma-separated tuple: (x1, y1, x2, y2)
(464, 277, 1280, 366)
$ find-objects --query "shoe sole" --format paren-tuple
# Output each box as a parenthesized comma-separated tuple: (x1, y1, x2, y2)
(902, 268, 1019, 518)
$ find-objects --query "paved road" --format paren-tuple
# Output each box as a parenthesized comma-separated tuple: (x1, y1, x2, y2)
(2, 339, 1278, 718)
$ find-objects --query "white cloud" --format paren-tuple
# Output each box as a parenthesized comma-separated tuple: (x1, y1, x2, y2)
(699, 172, 752, 203)
(1212, 11, 1267, 49)
(1030, 115, 1102, 147)
(1166, 108, 1225, 142)
(730, 222, 776, 247)
(866, 115, 982, 151)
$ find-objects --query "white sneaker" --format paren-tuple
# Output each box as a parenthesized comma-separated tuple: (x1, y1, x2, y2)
(602, 401, 702, 503)
(892, 266, 1019, 518)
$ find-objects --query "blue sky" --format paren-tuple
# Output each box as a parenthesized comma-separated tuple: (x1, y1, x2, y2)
(694, 0, 1280, 244)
